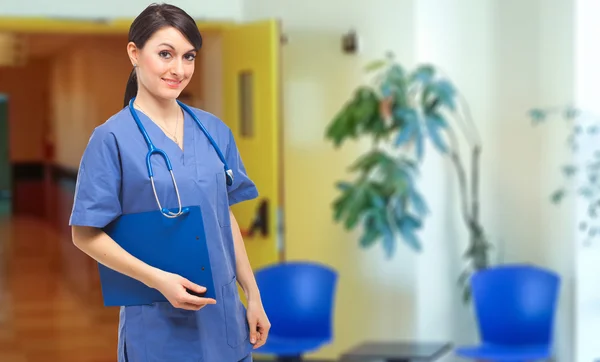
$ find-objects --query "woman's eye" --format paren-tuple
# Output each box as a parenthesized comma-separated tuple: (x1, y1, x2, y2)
(159, 51, 171, 58)
(185, 54, 196, 61)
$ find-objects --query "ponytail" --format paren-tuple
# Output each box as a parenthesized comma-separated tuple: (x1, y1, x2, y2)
(123, 67, 138, 108)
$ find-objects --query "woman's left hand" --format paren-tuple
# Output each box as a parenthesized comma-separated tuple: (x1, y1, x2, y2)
(247, 299, 271, 349)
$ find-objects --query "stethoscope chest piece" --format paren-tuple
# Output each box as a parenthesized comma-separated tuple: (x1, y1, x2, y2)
(225, 169, 234, 186)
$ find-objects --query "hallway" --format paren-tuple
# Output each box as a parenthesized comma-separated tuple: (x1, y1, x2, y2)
(0, 214, 118, 362)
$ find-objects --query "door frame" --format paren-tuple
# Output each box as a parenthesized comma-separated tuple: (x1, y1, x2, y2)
(0, 17, 235, 34)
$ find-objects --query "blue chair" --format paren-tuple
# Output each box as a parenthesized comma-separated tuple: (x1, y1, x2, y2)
(254, 261, 338, 362)
(455, 264, 560, 361)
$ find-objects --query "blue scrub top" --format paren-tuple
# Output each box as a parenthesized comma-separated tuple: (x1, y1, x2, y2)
(69, 105, 258, 362)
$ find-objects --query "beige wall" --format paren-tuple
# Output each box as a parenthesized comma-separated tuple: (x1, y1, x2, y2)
(0, 58, 49, 163)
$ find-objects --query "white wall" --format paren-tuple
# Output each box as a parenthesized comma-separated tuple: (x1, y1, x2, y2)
(245, 0, 577, 361)
(537, 1, 576, 360)
(0, 0, 242, 20)
(489, 1, 576, 361)
(412, 0, 496, 347)
(574, 1, 600, 361)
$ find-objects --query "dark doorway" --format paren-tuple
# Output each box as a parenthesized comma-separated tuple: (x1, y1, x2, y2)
(0, 94, 10, 216)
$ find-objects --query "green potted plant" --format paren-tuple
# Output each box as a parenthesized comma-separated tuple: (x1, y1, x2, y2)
(325, 53, 491, 301)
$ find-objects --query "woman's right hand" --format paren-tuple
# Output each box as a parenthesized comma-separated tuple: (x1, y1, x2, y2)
(150, 270, 216, 311)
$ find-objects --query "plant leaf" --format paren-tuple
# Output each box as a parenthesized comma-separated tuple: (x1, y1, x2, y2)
(462, 284, 472, 303)
(349, 150, 394, 175)
(324, 86, 379, 147)
(528, 108, 546, 124)
(425, 113, 448, 153)
(394, 117, 417, 147)
(394, 213, 422, 252)
(428, 80, 456, 111)
(332, 183, 354, 221)
(564, 106, 579, 119)
(579, 187, 594, 199)
(360, 211, 380, 248)
(415, 122, 425, 161)
(410, 64, 435, 84)
(381, 222, 396, 258)
(343, 182, 369, 230)
(335, 181, 353, 191)
(562, 165, 577, 177)
(551, 189, 565, 204)
(398, 220, 421, 251)
(409, 188, 429, 217)
(364, 59, 387, 73)
(367, 186, 386, 209)
(457, 268, 471, 286)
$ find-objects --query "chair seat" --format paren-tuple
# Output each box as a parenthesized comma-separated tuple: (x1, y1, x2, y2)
(256, 335, 330, 355)
(455, 343, 551, 361)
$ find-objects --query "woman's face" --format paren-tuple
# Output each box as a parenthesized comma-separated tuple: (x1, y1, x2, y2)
(128, 26, 197, 101)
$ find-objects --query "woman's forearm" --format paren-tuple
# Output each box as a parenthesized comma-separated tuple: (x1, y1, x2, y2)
(229, 209, 261, 302)
(71, 225, 160, 289)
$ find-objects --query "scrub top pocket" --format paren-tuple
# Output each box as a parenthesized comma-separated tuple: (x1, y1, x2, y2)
(222, 276, 249, 348)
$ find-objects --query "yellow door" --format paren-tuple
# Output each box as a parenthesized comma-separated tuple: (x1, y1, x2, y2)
(222, 20, 283, 272)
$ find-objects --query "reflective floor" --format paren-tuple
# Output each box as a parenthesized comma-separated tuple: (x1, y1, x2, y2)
(0, 215, 118, 362)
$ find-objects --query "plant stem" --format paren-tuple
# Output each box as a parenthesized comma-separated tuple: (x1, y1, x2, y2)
(446, 118, 488, 271)
(472, 145, 481, 229)
(446, 127, 471, 229)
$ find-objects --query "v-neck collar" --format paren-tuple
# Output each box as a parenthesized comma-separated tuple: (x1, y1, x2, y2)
(132, 106, 194, 166)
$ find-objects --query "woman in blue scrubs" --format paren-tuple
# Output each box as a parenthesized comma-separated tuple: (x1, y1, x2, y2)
(69, 3, 270, 361)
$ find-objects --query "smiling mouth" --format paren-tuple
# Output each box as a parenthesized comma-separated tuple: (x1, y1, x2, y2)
(162, 78, 182, 87)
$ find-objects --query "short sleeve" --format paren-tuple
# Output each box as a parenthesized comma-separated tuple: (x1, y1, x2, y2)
(69, 127, 122, 228)
(225, 129, 259, 206)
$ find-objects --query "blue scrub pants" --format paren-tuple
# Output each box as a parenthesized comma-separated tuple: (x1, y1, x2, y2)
(123, 343, 252, 361)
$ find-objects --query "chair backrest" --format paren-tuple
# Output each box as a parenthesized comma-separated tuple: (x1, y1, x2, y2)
(255, 261, 338, 340)
(471, 264, 560, 346)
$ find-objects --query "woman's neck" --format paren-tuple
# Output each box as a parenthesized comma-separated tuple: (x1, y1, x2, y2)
(133, 90, 180, 126)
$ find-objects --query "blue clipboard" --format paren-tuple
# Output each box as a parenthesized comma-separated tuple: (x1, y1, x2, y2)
(98, 206, 215, 307)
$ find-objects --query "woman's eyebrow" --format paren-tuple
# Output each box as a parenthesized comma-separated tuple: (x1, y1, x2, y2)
(158, 43, 196, 53)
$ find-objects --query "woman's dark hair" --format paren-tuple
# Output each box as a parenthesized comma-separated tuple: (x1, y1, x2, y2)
(123, 3, 203, 107)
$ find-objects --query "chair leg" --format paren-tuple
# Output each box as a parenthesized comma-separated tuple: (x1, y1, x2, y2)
(276, 355, 302, 362)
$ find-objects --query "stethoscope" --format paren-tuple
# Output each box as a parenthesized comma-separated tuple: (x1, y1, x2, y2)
(128, 97, 233, 218)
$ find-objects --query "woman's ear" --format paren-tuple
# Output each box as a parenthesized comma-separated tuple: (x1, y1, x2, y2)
(127, 42, 139, 67)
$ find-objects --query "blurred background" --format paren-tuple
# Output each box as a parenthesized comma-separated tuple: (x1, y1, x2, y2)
(0, 0, 598, 361)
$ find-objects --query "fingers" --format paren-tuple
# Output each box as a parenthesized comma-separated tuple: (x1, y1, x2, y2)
(181, 278, 207, 295)
(180, 302, 209, 311)
(178, 278, 215, 306)
(183, 294, 216, 306)
(174, 288, 216, 309)
(173, 296, 216, 310)
(252, 332, 262, 349)
(253, 324, 270, 349)
(249, 320, 258, 345)
(258, 323, 270, 344)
